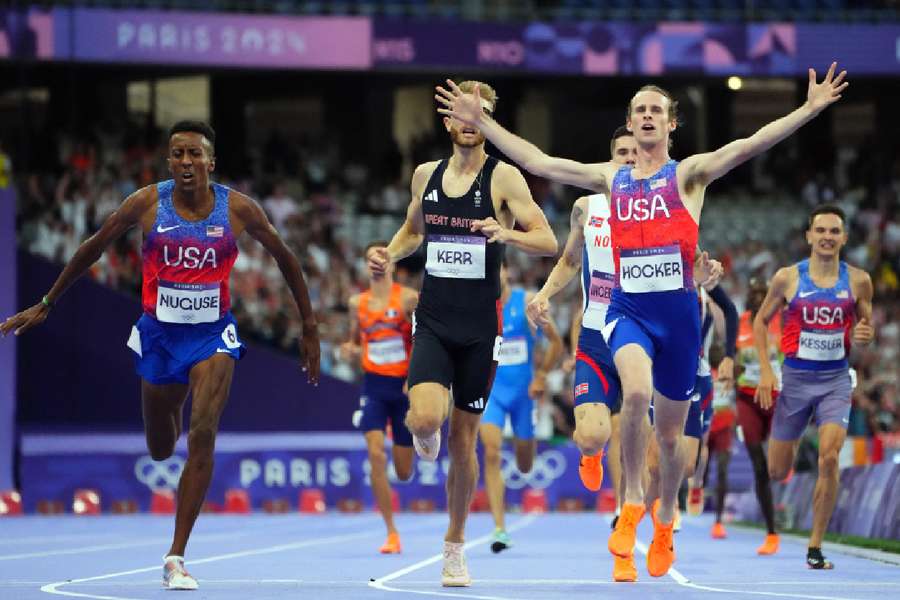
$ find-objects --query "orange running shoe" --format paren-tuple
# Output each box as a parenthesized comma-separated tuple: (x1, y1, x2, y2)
(613, 554, 638, 582)
(379, 532, 401, 554)
(711, 522, 727, 539)
(757, 533, 780, 555)
(578, 451, 604, 492)
(687, 486, 704, 516)
(647, 519, 676, 577)
(608, 502, 645, 558)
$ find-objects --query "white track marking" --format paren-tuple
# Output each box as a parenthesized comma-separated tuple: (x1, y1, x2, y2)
(632, 529, 868, 600)
(368, 514, 539, 600)
(39, 517, 432, 600)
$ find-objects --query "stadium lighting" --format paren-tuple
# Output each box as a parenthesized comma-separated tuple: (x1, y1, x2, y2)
(727, 76, 743, 91)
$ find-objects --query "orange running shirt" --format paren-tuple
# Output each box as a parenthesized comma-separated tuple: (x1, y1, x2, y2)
(358, 283, 412, 377)
(736, 310, 783, 397)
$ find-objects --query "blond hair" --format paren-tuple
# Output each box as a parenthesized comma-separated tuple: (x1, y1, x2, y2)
(458, 80, 498, 111)
(627, 85, 679, 125)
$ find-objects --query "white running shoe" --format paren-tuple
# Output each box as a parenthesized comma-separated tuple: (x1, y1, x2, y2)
(441, 541, 471, 587)
(163, 555, 199, 590)
(413, 430, 441, 462)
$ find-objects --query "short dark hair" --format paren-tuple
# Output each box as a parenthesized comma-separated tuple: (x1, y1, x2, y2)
(169, 120, 216, 151)
(808, 204, 846, 230)
(364, 240, 390, 256)
(609, 125, 633, 157)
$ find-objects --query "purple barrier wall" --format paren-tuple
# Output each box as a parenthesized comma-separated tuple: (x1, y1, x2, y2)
(19, 432, 590, 513)
(6, 9, 900, 75)
(0, 186, 16, 489)
(17, 252, 358, 431)
(735, 462, 900, 540)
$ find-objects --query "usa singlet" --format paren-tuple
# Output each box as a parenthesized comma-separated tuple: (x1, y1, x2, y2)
(782, 259, 855, 371)
(603, 160, 701, 401)
(126, 180, 244, 385)
(142, 180, 238, 324)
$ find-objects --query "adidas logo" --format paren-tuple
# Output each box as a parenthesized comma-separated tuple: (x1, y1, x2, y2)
(468, 397, 485, 410)
(424, 189, 439, 202)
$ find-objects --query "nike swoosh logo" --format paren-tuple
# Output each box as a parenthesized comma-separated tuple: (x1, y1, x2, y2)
(157, 225, 180, 233)
(799, 291, 816, 298)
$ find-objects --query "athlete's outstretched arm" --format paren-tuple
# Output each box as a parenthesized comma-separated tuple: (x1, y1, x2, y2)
(435, 80, 611, 192)
(681, 63, 847, 188)
(1, 187, 152, 337)
(232, 192, 320, 384)
(753, 268, 792, 409)
(474, 163, 557, 256)
(526, 197, 588, 328)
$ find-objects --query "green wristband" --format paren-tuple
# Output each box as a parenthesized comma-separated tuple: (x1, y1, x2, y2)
(42, 295, 54, 308)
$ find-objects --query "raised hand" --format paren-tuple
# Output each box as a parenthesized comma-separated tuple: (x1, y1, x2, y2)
(0, 303, 51, 337)
(806, 62, 848, 114)
(435, 79, 485, 127)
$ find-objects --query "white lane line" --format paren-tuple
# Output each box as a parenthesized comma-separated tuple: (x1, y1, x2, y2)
(629, 524, 869, 600)
(39, 525, 392, 599)
(6, 514, 382, 561)
(368, 514, 539, 600)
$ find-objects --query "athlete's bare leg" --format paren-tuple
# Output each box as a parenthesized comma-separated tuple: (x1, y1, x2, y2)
(608, 413, 623, 509)
(810, 423, 846, 549)
(167, 353, 235, 558)
(141, 381, 189, 460)
(479, 423, 507, 532)
(573, 403, 612, 457)
(652, 392, 691, 525)
(446, 407, 481, 543)
(613, 344, 654, 506)
(645, 432, 696, 511)
(767, 438, 798, 482)
(365, 430, 412, 536)
(405, 383, 450, 439)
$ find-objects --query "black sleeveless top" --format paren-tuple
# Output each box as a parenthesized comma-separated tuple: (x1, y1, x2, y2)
(418, 156, 504, 312)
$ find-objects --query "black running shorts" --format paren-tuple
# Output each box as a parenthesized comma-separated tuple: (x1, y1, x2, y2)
(407, 300, 502, 414)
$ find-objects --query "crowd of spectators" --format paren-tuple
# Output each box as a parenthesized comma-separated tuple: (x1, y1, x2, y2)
(8, 118, 900, 440)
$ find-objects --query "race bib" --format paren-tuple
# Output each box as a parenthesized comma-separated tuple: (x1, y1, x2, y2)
(425, 235, 486, 279)
(798, 329, 845, 361)
(589, 271, 615, 307)
(366, 337, 407, 365)
(498, 336, 528, 366)
(156, 280, 220, 324)
(619, 245, 684, 293)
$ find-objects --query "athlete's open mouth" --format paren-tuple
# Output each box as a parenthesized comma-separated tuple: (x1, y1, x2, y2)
(181, 173, 194, 181)
(461, 128, 477, 135)
(641, 124, 655, 131)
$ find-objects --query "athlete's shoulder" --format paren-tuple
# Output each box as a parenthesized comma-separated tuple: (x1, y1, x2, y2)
(122, 184, 159, 216)
(413, 160, 441, 181)
(348, 292, 362, 308)
(846, 263, 873, 289)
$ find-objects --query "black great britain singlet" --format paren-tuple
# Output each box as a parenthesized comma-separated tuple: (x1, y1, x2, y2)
(419, 156, 504, 312)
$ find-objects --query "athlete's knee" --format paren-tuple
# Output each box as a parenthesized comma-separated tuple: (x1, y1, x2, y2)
(482, 442, 502, 469)
(394, 462, 414, 482)
(148, 443, 175, 462)
(516, 452, 534, 474)
(368, 447, 388, 473)
(655, 427, 681, 454)
(187, 423, 217, 455)
(621, 388, 651, 414)
(818, 450, 839, 477)
(574, 428, 607, 457)
(447, 428, 477, 460)
(768, 462, 789, 482)
(405, 408, 442, 436)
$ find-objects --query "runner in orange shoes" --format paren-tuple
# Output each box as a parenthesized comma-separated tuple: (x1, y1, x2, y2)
(342, 241, 418, 555)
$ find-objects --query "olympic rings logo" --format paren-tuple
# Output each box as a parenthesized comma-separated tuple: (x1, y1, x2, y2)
(500, 449, 567, 490)
(134, 455, 185, 491)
